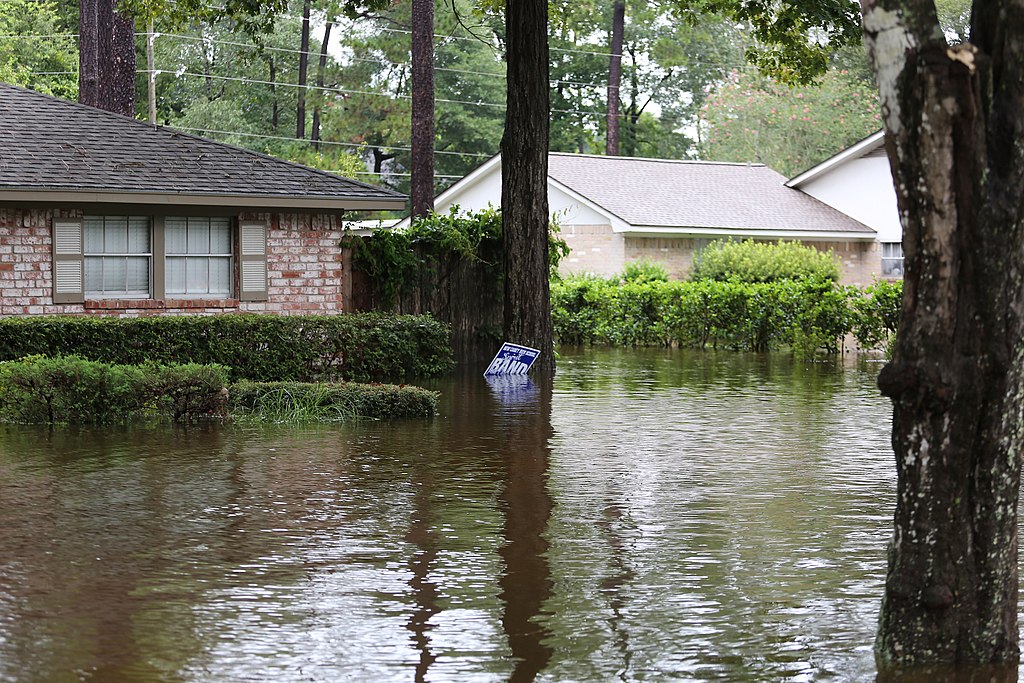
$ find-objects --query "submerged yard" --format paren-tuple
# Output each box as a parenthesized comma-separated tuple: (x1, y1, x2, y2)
(0, 348, 974, 681)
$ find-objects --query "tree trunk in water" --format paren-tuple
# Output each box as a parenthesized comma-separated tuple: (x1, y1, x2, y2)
(311, 21, 333, 151)
(411, 0, 436, 219)
(501, 0, 553, 372)
(605, 0, 624, 156)
(296, 0, 311, 140)
(865, 0, 1024, 668)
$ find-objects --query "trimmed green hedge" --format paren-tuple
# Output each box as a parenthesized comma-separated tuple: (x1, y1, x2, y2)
(230, 381, 438, 421)
(0, 356, 438, 424)
(0, 356, 230, 424)
(0, 313, 454, 382)
(552, 276, 902, 354)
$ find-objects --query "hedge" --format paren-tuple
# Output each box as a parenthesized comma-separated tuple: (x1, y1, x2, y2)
(229, 381, 438, 421)
(0, 313, 454, 383)
(0, 356, 439, 424)
(551, 276, 902, 354)
(0, 356, 230, 424)
(690, 239, 841, 283)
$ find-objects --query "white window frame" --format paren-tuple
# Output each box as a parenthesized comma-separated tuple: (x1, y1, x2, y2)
(881, 242, 904, 278)
(83, 215, 153, 299)
(164, 217, 234, 298)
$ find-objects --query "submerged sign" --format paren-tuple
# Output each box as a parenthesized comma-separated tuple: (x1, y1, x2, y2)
(483, 342, 541, 376)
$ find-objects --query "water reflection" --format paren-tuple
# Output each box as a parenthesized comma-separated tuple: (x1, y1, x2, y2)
(0, 348, 994, 681)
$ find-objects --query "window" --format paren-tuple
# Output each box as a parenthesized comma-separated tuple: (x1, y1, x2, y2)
(84, 216, 151, 298)
(52, 214, 268, 304)
(881, 242, 904, 278)
(165, 217, 232, 297)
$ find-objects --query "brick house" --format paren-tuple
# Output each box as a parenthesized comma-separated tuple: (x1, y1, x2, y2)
(401, 152, 880, 285)
(0, 83, 405, 317)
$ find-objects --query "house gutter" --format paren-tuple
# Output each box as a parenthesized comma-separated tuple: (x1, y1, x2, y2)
(0, 190, 407, 212)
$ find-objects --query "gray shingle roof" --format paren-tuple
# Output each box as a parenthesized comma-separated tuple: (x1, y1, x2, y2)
(547, 153, 873, 234)
(0, 83, 405, 209)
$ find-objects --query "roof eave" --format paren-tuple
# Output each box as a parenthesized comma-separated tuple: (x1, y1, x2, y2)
(621, 225, 878, 240)
(0, 189, 407, 212)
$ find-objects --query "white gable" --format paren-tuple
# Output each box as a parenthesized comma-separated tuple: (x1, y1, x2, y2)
(796, 154, 902, 243)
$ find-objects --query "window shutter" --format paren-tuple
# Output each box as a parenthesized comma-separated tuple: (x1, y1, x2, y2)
(238, 221, 268, 301)
(52, 218, 84, 304)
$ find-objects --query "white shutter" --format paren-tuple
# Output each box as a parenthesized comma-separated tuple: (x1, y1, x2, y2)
(238, 221, 267, 301)
(52, 219, 84, 303)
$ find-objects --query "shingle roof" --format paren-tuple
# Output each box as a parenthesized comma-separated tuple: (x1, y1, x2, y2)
(547, 153, 873, 234)
(0, 83, 405, 209)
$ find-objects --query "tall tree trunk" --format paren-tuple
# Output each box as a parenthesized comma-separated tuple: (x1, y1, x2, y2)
(269, 56, 279, 131)
(501, 0, 553, 372)
(311, 20, 333, 151)
(411, 0, 436, 219)
(109, 9, 135, 116)
(605, 0, 624, 156)
(296, 0, 311, 140)
(79, 0, 100, 106)
(78, 0, 134, 116)
(865, 0, 1024, 668)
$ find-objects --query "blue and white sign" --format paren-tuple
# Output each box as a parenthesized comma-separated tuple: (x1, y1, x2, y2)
(483, 342, 541, 376)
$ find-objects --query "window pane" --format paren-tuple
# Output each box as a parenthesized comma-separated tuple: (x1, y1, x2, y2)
(166, 218, 187, 254)
(126, 257, 149, 293)
(102, 257, 127, 291)
(187, 220, 210, 254)
(84, 218, 104, 253)
(186, 257, 207, 293)
(210, 219, 231, 254)
(209, 257, 231, 295)
(127, 218, 150, 254)
(104, 217, 128, 252)
(166, 257, 186, 294)
(84, 256, 101, 292)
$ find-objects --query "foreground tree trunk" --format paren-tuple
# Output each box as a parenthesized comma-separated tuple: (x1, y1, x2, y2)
(410, 0, 436, 219)
(865, 0, 1024, 668)
(501, 0, 553, 372)
(605, 0, 624, 156)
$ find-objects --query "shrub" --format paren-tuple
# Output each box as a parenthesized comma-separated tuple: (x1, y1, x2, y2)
(0, 356, 227, 424)
(690, 239, 841, 283)
(0, 313, 454, 383)
(229, 381, 438, 421)
(550, 275, 896, 354)
(619, 259, 670, 283)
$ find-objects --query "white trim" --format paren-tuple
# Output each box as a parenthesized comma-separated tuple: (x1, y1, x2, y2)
(621, 225, 878, 241)
(785, 131, 886, 188)
(547, 177, 630, 231)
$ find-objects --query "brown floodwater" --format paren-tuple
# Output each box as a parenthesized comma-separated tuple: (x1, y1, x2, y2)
(0, 348, 1014, 682)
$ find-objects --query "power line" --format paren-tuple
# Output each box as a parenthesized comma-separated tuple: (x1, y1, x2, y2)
(176, 126, 496, 158)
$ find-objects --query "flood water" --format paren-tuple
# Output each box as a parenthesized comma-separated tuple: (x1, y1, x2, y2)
(0, 348, 985, 682)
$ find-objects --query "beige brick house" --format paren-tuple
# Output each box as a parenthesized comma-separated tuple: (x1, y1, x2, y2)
(0, 83, 405, 317)
(402, 152, 881, 286)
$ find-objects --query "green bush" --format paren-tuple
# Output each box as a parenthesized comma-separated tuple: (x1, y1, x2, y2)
(691, 239, 841, 283)
(0, 313, 454, 383)
(551, 276, 901, 354)
(229, 381, 438, 421)
(619, 259, 670, 283)
(0, 356, 229, 424)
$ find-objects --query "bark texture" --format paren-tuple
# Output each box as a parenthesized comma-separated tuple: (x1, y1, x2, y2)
(501, 0, 554, 373)
(296, 0, 312, 140)
(865, 0, 1024, 667)
(606, 0, 625, 156)
(411, 0, 436, 219)
(79, 0, 134, 116)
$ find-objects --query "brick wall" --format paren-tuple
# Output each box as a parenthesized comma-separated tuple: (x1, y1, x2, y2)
(0, 208, 351, 317)
(624, 236, 697, 280)
(559, 223, 624, 278)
